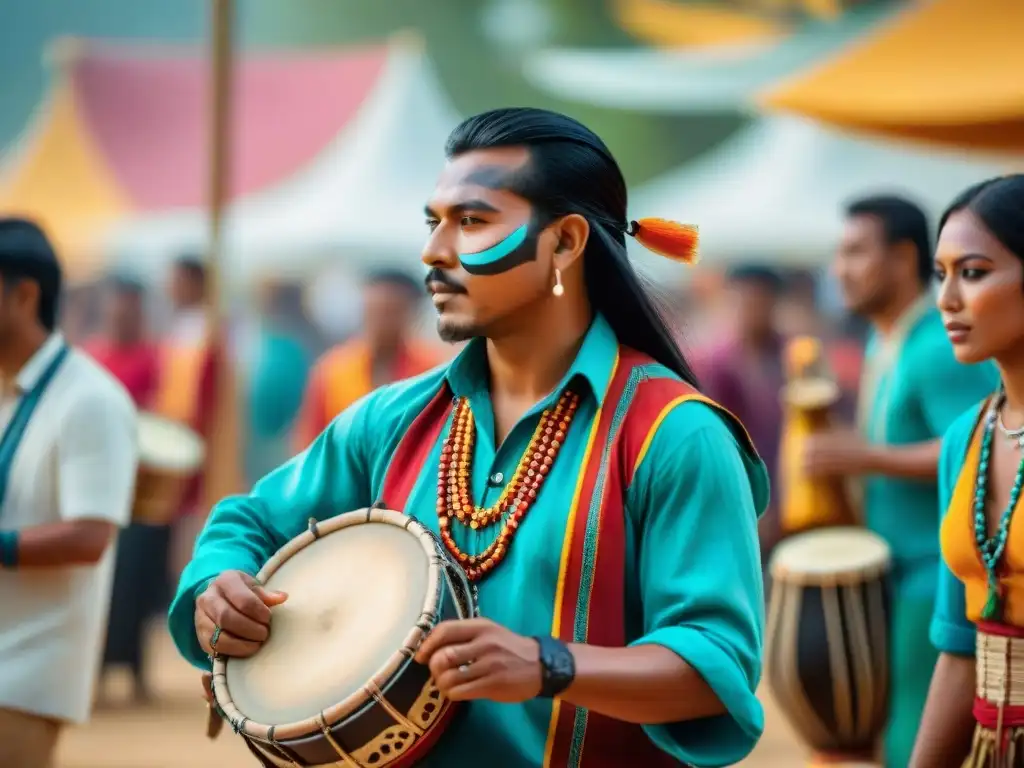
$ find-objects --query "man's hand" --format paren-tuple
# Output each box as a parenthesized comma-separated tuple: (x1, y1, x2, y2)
(195, 570, 287, 658)
(414, 618, 542, 703)
(802, 429, 875, 478)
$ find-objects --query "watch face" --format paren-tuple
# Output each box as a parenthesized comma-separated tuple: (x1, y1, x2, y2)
(536, 635, 575, 697)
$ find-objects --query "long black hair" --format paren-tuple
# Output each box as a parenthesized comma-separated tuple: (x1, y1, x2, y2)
(939, 175, 1024, 262)
(445, 107, 699, 388)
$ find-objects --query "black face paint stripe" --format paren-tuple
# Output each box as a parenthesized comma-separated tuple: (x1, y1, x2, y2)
(459, 212, 542, 276)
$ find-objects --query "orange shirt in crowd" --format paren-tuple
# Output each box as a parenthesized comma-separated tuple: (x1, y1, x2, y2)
(153, 309, 220, 517)
(293, 338, 447, 450)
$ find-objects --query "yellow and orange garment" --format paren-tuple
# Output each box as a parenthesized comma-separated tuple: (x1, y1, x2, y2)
(936, 397, 1024, 764)
(293, 338, 447, 451)
(153, 310, 220, 517)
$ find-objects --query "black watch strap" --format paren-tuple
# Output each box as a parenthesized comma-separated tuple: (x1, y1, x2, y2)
(534, 635, 576, 698)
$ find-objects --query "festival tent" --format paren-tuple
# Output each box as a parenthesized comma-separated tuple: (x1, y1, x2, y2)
(760, 0, 1024, 154)
(613, 0, 788, 49)
(108, 35, 462, 283)
(628, 115, 1008, 266)
(520, 1, 893, 113)
(0, 38, 390, 279)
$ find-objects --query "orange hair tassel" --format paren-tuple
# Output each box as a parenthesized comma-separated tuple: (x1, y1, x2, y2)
(627, 218, 700, 265)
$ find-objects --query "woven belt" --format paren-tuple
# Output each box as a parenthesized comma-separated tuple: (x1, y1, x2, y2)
(977, 630, 1024, 708)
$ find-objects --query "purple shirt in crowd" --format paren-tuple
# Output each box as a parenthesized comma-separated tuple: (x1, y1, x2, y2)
(695, 336, 785, 501)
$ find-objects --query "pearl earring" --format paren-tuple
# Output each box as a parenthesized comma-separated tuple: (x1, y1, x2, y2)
(552, 268, 564, 297)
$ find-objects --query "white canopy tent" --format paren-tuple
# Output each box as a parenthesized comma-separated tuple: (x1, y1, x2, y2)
(107, 36, 461, 283)
(521, 3, 894, 113)
(628, 116, 1010, 266)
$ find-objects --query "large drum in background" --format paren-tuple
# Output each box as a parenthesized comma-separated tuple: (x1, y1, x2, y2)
(211, 508, 477, 768)
(765, 527, 892, 766)
(132, 412, 206, 525)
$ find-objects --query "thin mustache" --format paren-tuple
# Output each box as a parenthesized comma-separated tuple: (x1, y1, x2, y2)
(424, 270, 466, 293)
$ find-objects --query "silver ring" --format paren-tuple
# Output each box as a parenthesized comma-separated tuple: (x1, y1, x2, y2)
(458, 663, 471, 674)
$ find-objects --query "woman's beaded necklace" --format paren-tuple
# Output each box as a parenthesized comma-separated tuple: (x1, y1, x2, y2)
(974, 393, 1024, 621)
(436, 389, 580, 581)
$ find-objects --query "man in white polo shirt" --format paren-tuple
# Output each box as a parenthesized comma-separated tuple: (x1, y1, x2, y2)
(0, 218, 138, 767)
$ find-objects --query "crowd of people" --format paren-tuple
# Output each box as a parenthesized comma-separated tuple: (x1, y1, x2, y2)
(0, 105, 1022, 767)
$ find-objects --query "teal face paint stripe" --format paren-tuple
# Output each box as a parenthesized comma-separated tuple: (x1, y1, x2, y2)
(459, 224, 529, 269)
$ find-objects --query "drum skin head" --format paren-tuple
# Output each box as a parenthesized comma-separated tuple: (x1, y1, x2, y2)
(224, 522, 430, 726)
(136, 411, 206, 473)
(770, 527, 891, 583)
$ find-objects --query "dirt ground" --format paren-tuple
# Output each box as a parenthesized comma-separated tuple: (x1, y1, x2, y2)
(56, 627, 808, 768)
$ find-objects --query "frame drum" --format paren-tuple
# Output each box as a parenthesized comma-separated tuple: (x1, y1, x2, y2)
(765, 527, 892, 764)
(211, 508, 477, 768)
(132, 412, 206, 525)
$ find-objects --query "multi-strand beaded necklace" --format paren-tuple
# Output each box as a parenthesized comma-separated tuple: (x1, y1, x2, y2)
(436, 389, 581, 581)
(975, 391, 1024, 621)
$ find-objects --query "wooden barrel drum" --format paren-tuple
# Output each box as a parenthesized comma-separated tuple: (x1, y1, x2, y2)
(132, 412, 206, 525)
(210, 508, 477, 767)
(778, 336, 858, 535)
(765, 527, 892, 766)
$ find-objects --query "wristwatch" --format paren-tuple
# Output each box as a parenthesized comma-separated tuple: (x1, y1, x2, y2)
(534, 635, 576, 698)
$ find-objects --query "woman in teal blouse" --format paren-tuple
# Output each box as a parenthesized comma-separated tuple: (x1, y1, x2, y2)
(913, 175, 1024, 766)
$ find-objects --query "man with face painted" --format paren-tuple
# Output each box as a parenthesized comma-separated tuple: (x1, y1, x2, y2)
(806, 194, 999, 768)
(169, 108, 769, 767)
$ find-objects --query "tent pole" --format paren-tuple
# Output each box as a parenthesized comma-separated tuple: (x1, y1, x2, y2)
(201, 0, 243, 513)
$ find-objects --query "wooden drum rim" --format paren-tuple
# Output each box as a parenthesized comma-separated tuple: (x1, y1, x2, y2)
(212, 507, 446, 743)
(136, 412, 206, 476)
(769, 527, 892, 587)
(770, 563, 890, 588)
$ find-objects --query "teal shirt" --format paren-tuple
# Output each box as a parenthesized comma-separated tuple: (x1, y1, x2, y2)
(169, 315, 769, 767)
(862, 306, 998, 594)
(246, 326, 310, 438)
(930, 402, 984, 657)
(244, 325, 311, 482)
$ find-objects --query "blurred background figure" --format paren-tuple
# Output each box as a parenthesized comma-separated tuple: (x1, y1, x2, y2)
(83, 274, 159, 409)
(699, 265, 785, 560)
(58, 283, 101, 347)
(241, 279, 313, 482)
(293, 268, 447, 449)
(152, 255, 224, 598)
(83, 275, 164, 706)
(155, 255, 219, 459)
(803, 194, 999, 767)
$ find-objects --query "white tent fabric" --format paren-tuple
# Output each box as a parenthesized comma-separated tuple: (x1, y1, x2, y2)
(521, 3, 894, 113)
(108, 37, 460, 282)
(628, 116, 1010, 266)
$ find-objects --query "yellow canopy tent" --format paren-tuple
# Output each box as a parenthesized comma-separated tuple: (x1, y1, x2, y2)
(0, 42, 131, 282)
(760, 0, 1024, 154)
(612, 0, 788, 48)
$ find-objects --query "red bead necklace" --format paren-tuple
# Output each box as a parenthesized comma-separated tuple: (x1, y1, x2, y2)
(436, 389, 580, 581)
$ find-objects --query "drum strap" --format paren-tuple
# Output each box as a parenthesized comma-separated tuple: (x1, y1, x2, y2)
(0, 343, 69, 517)
(544, 349, 752, 768)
